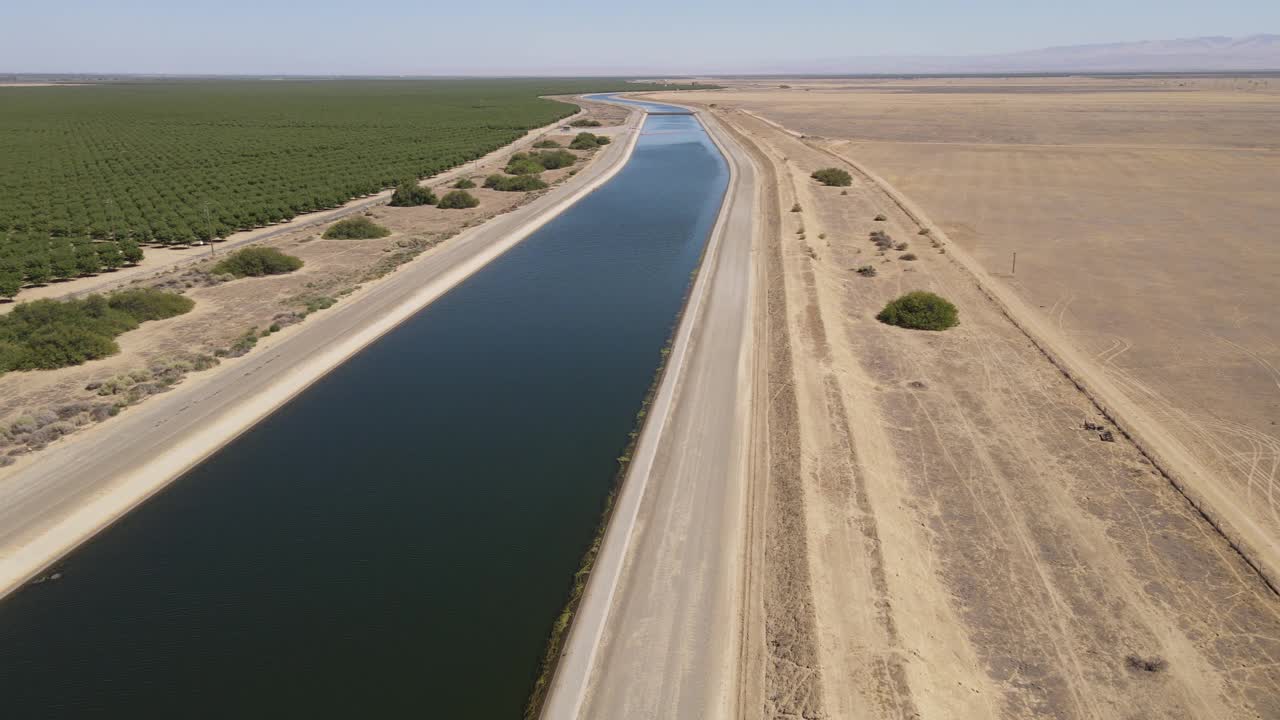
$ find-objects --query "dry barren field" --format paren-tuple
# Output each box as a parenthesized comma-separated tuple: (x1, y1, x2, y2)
(652, 80, 1280, 718)
(662, 77, 1280, 577)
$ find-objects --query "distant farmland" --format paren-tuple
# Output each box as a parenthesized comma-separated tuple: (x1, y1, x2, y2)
(0, 79, 692, 295)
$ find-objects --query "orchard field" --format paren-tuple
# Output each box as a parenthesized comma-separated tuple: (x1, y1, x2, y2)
(0, 78, 692, 297)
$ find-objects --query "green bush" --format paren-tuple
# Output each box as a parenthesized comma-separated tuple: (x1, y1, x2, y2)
(570, 118, 602, 127)
(437, 190, 480, 209)
(388, 180, 437, 207)
(505, 153, 547, 175)
(533, 149, 576, 169)
(533, 140, 561, 148)
(484, 174, 548, 192)
(323, 216, 391, 239)
(876, 291, 958, 331)
(811, 168, 852, 187)
(453, 177, 476, 189)
(507, 150, 577, 174)
(569, 132, 610, 150)
(0, 289, 194, 373)
(212, 246, 304, 277)
(107, 288, 195, 321)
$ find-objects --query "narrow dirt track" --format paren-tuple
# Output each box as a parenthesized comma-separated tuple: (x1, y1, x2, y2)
(699, 103, 1280, 720)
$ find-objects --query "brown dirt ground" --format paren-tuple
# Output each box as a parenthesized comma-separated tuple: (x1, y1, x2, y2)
(655, 80, 1280, 584)
(665, 93, 1280, 719)
(0, 103, 619, 464)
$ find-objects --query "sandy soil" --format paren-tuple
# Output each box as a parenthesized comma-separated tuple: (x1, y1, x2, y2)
(656, 78, 1280, 580)
(0, 100, 618, 469)
(662, 91, 1280, 718)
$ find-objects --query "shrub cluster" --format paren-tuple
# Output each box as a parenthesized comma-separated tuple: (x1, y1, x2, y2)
(505, 154, 546, 175)
(388, 181, 437, 207)
(533, 149, 576, 170)
(323, 216, 391, 239)
(569, 132, 611, 150)
(453, 177, 476, 189)
(570, 118, 602, 127)
(0, 289, 194, 373)
(437, 190, 480, 209)
(505, 150, 577, 175)
(811, 168, 852, 187)
(484, 174, 548, 192)
(211, 246, 304, 277)
(876, 291, 958, 331)
(533, 140, 561, 148)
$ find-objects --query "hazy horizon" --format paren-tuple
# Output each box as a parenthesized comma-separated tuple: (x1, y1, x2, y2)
(2, 0, 1278, 75)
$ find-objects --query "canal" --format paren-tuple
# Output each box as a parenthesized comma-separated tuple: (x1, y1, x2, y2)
(0, 98, 729, 717)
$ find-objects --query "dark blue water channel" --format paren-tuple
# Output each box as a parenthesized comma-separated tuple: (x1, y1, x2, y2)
(0, 104, 728, 717)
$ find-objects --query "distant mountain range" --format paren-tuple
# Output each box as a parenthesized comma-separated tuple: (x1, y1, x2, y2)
(783, 35, 1280, 74)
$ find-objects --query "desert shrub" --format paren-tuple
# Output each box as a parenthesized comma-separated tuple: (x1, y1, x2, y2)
(437, 190, 480, 209)
(811, 168, 852, 187)
(874, 214, 887, 221)
(894, 242, 909, 251)
(303, 296, 336, 313)
(900, 253, 918, 261)
(533, 139, 561, 149)
(533, 149, 576, 170)
(569, 132, 607, 150)
(1125, 655, 1168, 673)
(388, 181, 437, 207)
(453, 177, 476, 189)
(505, 153, 546, 175)
(484, 174, 548, 192)
(323, 216, 391, 239)
(876, 291, 958, 331)
(107, 288, 194, 321)
(855, 265, 877, 277)
(870, 230, 893, 249)
(918, 228, 931, 236)
(212, 247, 303, 278)
(506, 149, 576, 174)
(570, 118, 602, 127)
(791, 203, 801, 213)
(596, 136, 611, 145)
(0, 289, 193, 373)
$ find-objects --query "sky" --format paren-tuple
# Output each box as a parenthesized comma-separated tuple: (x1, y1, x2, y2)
(2, 0, 1277, 75)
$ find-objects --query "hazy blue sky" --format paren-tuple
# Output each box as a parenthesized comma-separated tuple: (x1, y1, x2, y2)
(2, 0, 1276, 74)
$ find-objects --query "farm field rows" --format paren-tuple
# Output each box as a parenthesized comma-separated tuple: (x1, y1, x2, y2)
(0, 79, 687, 297)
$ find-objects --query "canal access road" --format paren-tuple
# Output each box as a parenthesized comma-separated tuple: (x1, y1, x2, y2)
(542, 96, 760, 720)
(0, 104, 644, 600)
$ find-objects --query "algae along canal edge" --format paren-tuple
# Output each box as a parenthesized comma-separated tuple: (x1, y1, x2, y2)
(0, 102, 730, 717)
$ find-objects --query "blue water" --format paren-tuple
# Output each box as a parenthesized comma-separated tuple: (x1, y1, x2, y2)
(0, 103, 728, 717)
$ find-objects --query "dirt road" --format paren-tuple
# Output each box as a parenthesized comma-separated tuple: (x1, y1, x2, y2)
(0, 106, 641, 599)
(681, 101, 1280, 719)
